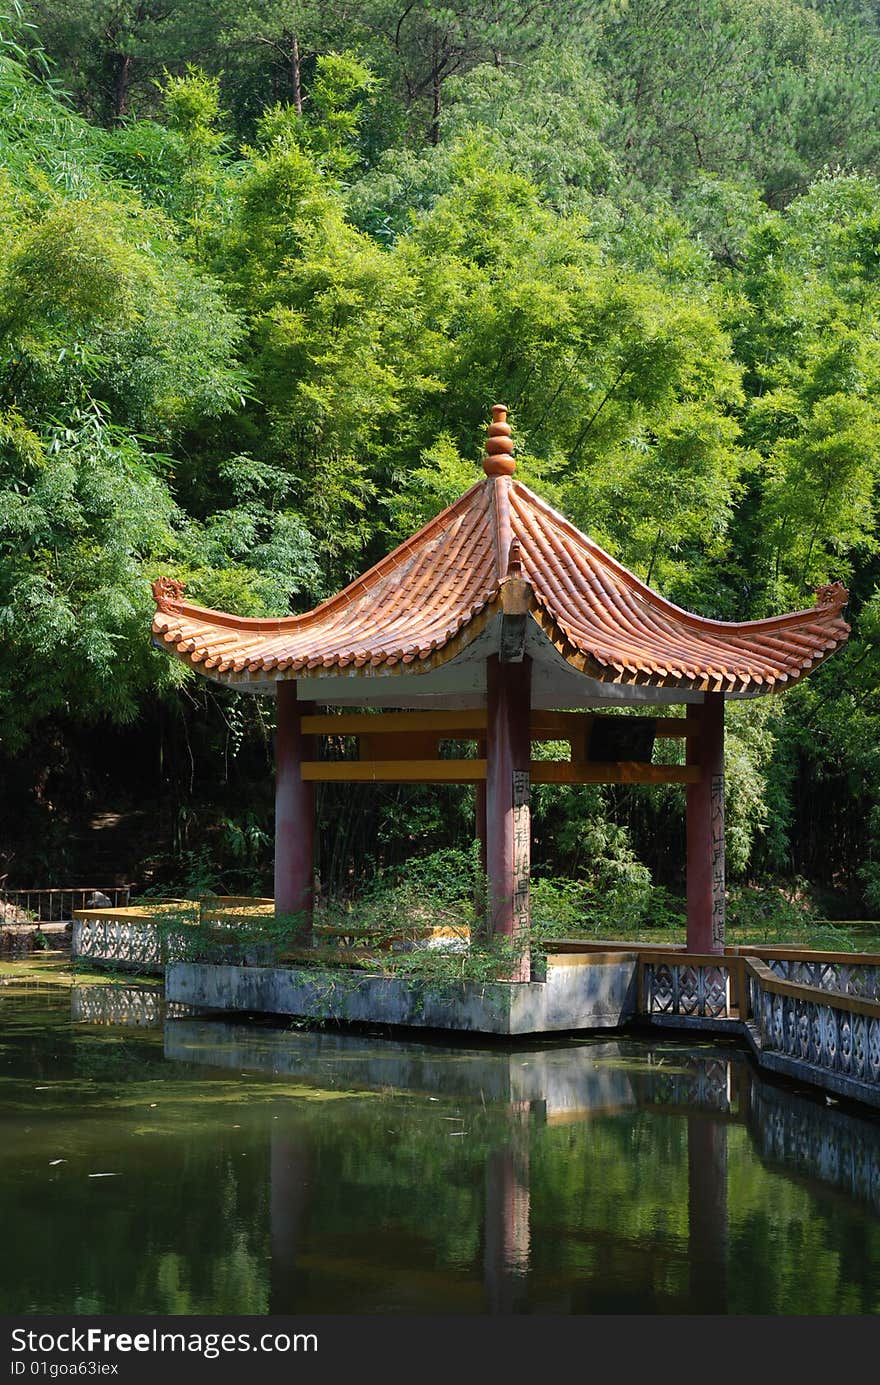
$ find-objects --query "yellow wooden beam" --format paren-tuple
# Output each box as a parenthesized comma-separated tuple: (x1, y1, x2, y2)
(300, 710, 487, 735)
(301, 758, 697, 785)
(530, 711, 690, 740)
(303, 708, 693, 741)
(530, 761, 700, 785)
(301, 759, 488, 783)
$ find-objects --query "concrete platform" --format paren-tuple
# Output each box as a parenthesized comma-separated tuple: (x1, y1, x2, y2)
(165, 952, 639, 1036)
(160, 949, 880, 1112)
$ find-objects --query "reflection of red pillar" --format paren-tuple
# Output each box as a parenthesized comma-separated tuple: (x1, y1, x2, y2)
(686, 693, 725, 954)
(687, 1117, 728, 1313)
(486, 655, 531, 980)
(483, 1120, 530, 1313)
(274, 682, 313, 934)
(270, 1133, 310, 1313)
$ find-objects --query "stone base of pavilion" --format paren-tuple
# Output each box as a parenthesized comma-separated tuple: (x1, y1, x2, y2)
(165, 951, 639, 1036)
(164, 940, 880, 1111)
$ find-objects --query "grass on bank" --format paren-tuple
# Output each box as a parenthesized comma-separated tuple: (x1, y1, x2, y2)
(0, 953, 162, 988)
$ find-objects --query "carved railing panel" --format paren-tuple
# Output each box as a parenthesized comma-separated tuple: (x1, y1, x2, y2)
(749, 960, 880, 1090)
(642, 959, 733, 1019)
(644, 955, 880, 1096)
(72, 916, 191, 971)
(648, 961, 675, 1014)
(765, 957, 880, 1002)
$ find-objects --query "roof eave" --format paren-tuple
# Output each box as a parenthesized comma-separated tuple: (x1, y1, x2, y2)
(528, 602, 850, 697)
(150, 592, 507, 691)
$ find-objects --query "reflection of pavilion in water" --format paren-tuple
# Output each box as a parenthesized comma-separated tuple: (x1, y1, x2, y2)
(159, 1019, 880, 1313)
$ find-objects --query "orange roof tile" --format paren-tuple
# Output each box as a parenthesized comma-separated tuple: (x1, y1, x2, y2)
(151, 409, 850, 696)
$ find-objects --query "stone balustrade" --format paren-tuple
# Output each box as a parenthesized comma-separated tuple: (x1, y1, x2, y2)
(71, 903, 199, 973)
(746, 956, 880, 1093)
(640, 948, 880, 1108)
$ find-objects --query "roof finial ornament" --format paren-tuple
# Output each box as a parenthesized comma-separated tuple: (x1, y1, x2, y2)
(482, 404, 516, 477)
(506, 537, 523, 577)
(815, 580, 849, 610)
(152, 576, 187, 608)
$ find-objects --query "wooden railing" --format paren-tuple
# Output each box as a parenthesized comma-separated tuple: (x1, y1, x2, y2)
(638, 947, 880, 1016)
(757, 954, 880, 1001)
(1, 885, 132, 923)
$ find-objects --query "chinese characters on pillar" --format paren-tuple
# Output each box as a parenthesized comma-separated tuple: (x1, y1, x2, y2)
(711, 772, 725, 950)
(512, 770, 531, 941)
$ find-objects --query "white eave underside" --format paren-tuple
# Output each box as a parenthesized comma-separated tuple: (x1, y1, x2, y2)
(155, 615, 770, 707)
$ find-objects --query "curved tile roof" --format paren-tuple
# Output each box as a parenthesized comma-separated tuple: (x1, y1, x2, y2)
(153, 480, 499, 676)
(151, 409, 850, 696)
(506, 483, 849, 692)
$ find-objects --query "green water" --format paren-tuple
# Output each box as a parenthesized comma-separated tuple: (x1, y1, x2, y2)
(2, 958, 880, 1315)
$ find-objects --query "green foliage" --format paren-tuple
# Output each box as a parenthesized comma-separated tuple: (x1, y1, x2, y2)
(346, 47, 614, 237)
(0, 27, 321, 758)
(728, 177, 880, 606)
(723, 878, 861, 950)
(724, 701, 780, 875)
(530, 872, 685, 939)
(0, 408, 181, 747)
(6, 4, 880, 917)
(311, 844, 485, 948)
(585, 0, 880, 208)
(440, 51, 614, 208)
(153, 67, 228, 244)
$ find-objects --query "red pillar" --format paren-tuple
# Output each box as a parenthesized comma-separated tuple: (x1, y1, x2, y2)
(686, 692, 725, 954)
(475, 737, 488, 931)
(486, 655, 531, 981)
(274, 681, 313, 936)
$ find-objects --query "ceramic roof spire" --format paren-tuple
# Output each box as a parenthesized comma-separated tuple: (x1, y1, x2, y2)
(482, 405, 516, 477)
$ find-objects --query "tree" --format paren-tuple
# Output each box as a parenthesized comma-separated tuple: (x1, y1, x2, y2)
(22, 0, 218, 122)
(583, 0, 880, 207)
(346, 46, 615, 239)
(0, 35, 316, 756)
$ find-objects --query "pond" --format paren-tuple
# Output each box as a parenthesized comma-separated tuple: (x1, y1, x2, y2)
(2, 956, 880, 1315)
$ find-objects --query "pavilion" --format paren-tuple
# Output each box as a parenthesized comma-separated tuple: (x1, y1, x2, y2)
(151, 406, 850, 980)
